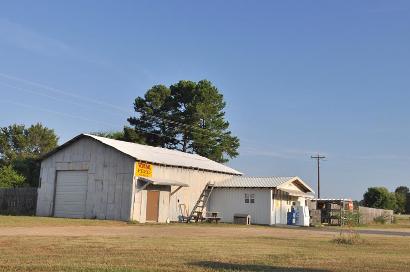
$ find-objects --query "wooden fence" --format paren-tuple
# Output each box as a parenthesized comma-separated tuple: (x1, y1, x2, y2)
(358, 206, 394, 224)
(0, 187, 37, 215)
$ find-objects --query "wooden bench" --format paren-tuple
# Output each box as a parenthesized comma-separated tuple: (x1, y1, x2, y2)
(203, 216, 221, 223)
(204, 211, 221, 223)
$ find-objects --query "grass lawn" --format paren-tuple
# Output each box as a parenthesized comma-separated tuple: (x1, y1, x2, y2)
(0, 216, 409, 272)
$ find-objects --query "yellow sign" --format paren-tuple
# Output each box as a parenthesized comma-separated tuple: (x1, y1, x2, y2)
(135, 162, 153, 177)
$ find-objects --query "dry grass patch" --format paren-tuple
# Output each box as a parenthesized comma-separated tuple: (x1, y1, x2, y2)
(0, 217, 409, 271)
(0, 234, 409, 272)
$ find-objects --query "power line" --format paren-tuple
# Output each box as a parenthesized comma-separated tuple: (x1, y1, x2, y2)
(1, 99, 117, 127)
(0, 81, 125, 116)
(0, 79, 223, 140)
(311, 153, 326, 198)
(0, 72, 130, 113)
(0, 72, 224, 139)
(0, 99, 218, 151)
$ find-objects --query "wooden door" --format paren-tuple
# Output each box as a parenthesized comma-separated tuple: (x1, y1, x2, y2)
(146, 191, 160, 222)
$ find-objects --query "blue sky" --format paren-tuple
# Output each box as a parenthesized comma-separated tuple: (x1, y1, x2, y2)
(1, 1, 409, 200)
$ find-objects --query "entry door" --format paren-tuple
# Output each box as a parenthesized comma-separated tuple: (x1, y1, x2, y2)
(54, 170, 88, 218)
(146, 191, 160, 222)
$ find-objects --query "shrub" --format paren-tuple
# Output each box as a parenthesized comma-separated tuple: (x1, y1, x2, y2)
(342, 211, 361, 227)
(332, 229, 364, 245)
(0, 165, 26, 188)
(374, 215, 386, 224)
(392, 216, 398, 224)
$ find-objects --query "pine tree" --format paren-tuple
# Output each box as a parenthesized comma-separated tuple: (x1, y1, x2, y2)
(127, 80, 239, 163)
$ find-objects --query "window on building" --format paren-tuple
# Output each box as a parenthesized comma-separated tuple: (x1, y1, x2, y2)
(245, 193, 249, 203)
(245, 193, 255, 204)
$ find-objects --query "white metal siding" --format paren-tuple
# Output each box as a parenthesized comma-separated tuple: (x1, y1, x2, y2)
(208, 188, 272, 225)
(131, 166, 234, 223)
(37, 137, 234, 223)
(54, 171, 88, 218)
(37, 138, 135, 221)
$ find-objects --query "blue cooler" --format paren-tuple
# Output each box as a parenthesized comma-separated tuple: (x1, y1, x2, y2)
(287, 208, 296, 225)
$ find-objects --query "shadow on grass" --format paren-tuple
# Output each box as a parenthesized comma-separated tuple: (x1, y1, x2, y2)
(190, 261, 329, 271)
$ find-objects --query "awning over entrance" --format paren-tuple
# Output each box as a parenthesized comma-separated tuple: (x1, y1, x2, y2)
(138, 177, 189, 187)
(280, 188, 315, 198)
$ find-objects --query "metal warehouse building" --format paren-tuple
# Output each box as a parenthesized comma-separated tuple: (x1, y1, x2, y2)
(36, 134, 241, 223)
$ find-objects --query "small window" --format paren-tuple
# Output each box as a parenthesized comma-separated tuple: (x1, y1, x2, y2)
(245, 193, 255, 204)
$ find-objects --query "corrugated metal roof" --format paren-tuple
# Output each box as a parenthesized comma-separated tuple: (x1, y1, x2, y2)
(215, 176, 296, 188)
(70, 134, 241, 175)
(280, 188, 315, 198)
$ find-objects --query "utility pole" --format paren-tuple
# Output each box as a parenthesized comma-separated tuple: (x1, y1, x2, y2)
(311, 153, 326, 199)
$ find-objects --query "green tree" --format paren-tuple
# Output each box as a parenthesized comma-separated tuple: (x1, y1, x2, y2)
(92, 130, 125, 140)
(362, 187, 397, 211)
(394, 186, 409, 214)
(0, 165, 26, 188)
(406, 192, 410, 214)
(0, 123, 58, 186)
(92, 127, 146, 144)
(127, 80, 240, 163)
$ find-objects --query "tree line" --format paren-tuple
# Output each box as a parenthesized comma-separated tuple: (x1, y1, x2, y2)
(0, 80, 240, 188)
(0, 123, 58, 188)
(361, 186, 410, 214)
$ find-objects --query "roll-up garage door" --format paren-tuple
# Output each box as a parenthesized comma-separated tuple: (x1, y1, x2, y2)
(54, 171, 88, 218)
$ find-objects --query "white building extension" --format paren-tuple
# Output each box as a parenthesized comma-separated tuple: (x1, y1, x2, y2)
(36, 134, 241, 223)
(208, 176, 315, 225)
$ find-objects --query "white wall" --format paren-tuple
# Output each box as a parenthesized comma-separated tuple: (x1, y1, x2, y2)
(272, 190, 293, 225)
(208, 188, 272, 225)
(208, 188, 310, 226)
(131, 166, 236, 223)
(37, 137, 237, 223)
(36, 137, 135, 221)
(132, 184, 170, 223)
(271, 189, 309, 225)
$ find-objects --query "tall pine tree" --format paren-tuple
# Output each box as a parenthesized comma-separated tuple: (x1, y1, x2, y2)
(127, 80, 239, 163)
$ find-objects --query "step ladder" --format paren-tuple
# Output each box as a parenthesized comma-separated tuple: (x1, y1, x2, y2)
(186, 182, 215, 223)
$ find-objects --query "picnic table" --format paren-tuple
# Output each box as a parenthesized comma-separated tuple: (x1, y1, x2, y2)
(203, 211, 221, 223)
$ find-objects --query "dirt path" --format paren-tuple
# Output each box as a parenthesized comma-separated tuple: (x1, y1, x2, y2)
(311, 227, 410, 237)
(0, 224, 336, 238)
(1, 224, 408, 238)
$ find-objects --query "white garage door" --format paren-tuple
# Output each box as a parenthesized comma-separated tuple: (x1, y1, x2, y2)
(54, 171, 88, 218)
